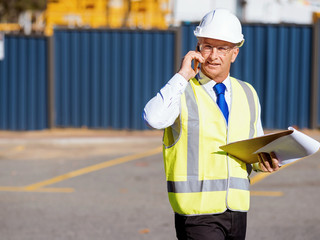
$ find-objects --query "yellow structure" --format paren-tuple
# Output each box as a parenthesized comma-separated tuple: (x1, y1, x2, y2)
(127, 0, 170, 29)
(0, 23, 21, 33)
(44, 0, 171, 36)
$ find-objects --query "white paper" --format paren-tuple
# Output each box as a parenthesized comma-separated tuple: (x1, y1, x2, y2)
(254, 127, 320, 166)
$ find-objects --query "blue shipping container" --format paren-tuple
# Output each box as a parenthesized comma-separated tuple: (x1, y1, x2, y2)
(0, 35, 48, 130)
(54, 29, 175, 130)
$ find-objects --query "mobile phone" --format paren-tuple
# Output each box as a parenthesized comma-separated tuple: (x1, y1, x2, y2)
(193, 59, 199, 72)
(193, 45, 200, 72)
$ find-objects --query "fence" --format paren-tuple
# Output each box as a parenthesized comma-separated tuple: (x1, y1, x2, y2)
(0, 23, 317, 130)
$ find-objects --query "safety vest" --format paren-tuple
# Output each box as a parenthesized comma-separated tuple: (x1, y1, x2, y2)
(163, 77, 260, 216)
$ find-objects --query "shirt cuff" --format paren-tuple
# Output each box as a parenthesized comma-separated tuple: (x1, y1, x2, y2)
(167, 73, 189, 94)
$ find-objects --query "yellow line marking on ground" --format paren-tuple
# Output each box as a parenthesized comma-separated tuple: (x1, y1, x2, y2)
(0, 145, 25, 154)
(23, 146, 163, 191)
(0, 186, 27, 192)
(0, 186, 74, 193)
(1, 145, 302, 194)
(250, 191, 283, 197)
(14, 145, 25, 151)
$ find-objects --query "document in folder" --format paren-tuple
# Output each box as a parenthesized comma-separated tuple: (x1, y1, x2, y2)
(220, 127, 320, 165)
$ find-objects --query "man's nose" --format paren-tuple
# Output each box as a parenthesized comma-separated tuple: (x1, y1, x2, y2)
(209, 47, 219, 58)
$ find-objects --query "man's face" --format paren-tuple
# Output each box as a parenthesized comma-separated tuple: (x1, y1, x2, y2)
(198, 38, 239, 83)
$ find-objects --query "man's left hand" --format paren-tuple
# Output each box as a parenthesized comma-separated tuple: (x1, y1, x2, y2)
(257, 152, 280, 172)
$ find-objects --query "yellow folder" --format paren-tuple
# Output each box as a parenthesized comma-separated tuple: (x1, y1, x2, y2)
(220, 129, 294, 164)
(220, 127, 320, 165)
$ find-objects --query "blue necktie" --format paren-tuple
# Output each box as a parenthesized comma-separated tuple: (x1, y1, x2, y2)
(213, 83, 229, 123)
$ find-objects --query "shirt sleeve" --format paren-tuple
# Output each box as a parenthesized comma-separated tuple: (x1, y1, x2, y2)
(143, 73, 188, 129)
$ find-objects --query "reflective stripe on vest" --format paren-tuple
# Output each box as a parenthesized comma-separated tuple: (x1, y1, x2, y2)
(167, 177, 250, 193)
(163, 77, 259, 215)
(237, 80, 256, 139)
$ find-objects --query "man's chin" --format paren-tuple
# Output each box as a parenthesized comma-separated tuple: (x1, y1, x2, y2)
(202, 68, 218, 79)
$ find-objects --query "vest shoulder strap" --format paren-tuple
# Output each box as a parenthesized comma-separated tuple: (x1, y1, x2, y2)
(230, 77, 259, 139)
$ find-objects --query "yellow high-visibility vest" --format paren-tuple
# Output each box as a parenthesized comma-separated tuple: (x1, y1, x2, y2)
(163, 77, 260, 215)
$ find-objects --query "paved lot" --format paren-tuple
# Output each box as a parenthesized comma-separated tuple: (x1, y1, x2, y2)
(0, 128, 319, 240)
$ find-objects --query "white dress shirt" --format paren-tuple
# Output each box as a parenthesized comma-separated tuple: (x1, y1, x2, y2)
(143, 72, 264, 136)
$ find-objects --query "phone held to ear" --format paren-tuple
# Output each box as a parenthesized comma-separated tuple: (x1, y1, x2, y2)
(194, 45, 200, 72)
(193, 59, 199, 72)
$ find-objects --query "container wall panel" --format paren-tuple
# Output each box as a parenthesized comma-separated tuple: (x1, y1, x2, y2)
(0, 35, 48, 130)
(181, 23, 313, 129)
(314, 19, 320, 128)
(54, 29, 175, 129)
(0, 24, 314, 131)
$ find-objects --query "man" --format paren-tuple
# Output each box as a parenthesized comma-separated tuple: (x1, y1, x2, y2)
(143, 9, 279, 240)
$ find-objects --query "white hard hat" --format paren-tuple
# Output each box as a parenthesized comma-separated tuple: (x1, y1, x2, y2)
(194, 9, 244, 47)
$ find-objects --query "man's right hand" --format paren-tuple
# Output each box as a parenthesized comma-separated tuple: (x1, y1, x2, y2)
(257, 152, 280, 173)
(178, 51, 204, 81)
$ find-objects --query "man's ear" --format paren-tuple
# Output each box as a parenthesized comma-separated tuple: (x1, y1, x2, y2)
(231, 48, 239, 63)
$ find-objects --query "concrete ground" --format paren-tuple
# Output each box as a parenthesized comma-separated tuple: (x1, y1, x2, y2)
(0, 128, 319, 240)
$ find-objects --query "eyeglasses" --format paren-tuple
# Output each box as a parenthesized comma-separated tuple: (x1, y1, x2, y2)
(199, 44, 235, 56)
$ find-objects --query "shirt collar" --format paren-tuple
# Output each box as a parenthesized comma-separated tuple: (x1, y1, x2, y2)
(198, 71, 231, 93)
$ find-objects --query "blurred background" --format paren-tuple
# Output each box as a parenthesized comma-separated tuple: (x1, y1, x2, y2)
(1, 0, 320, 131)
